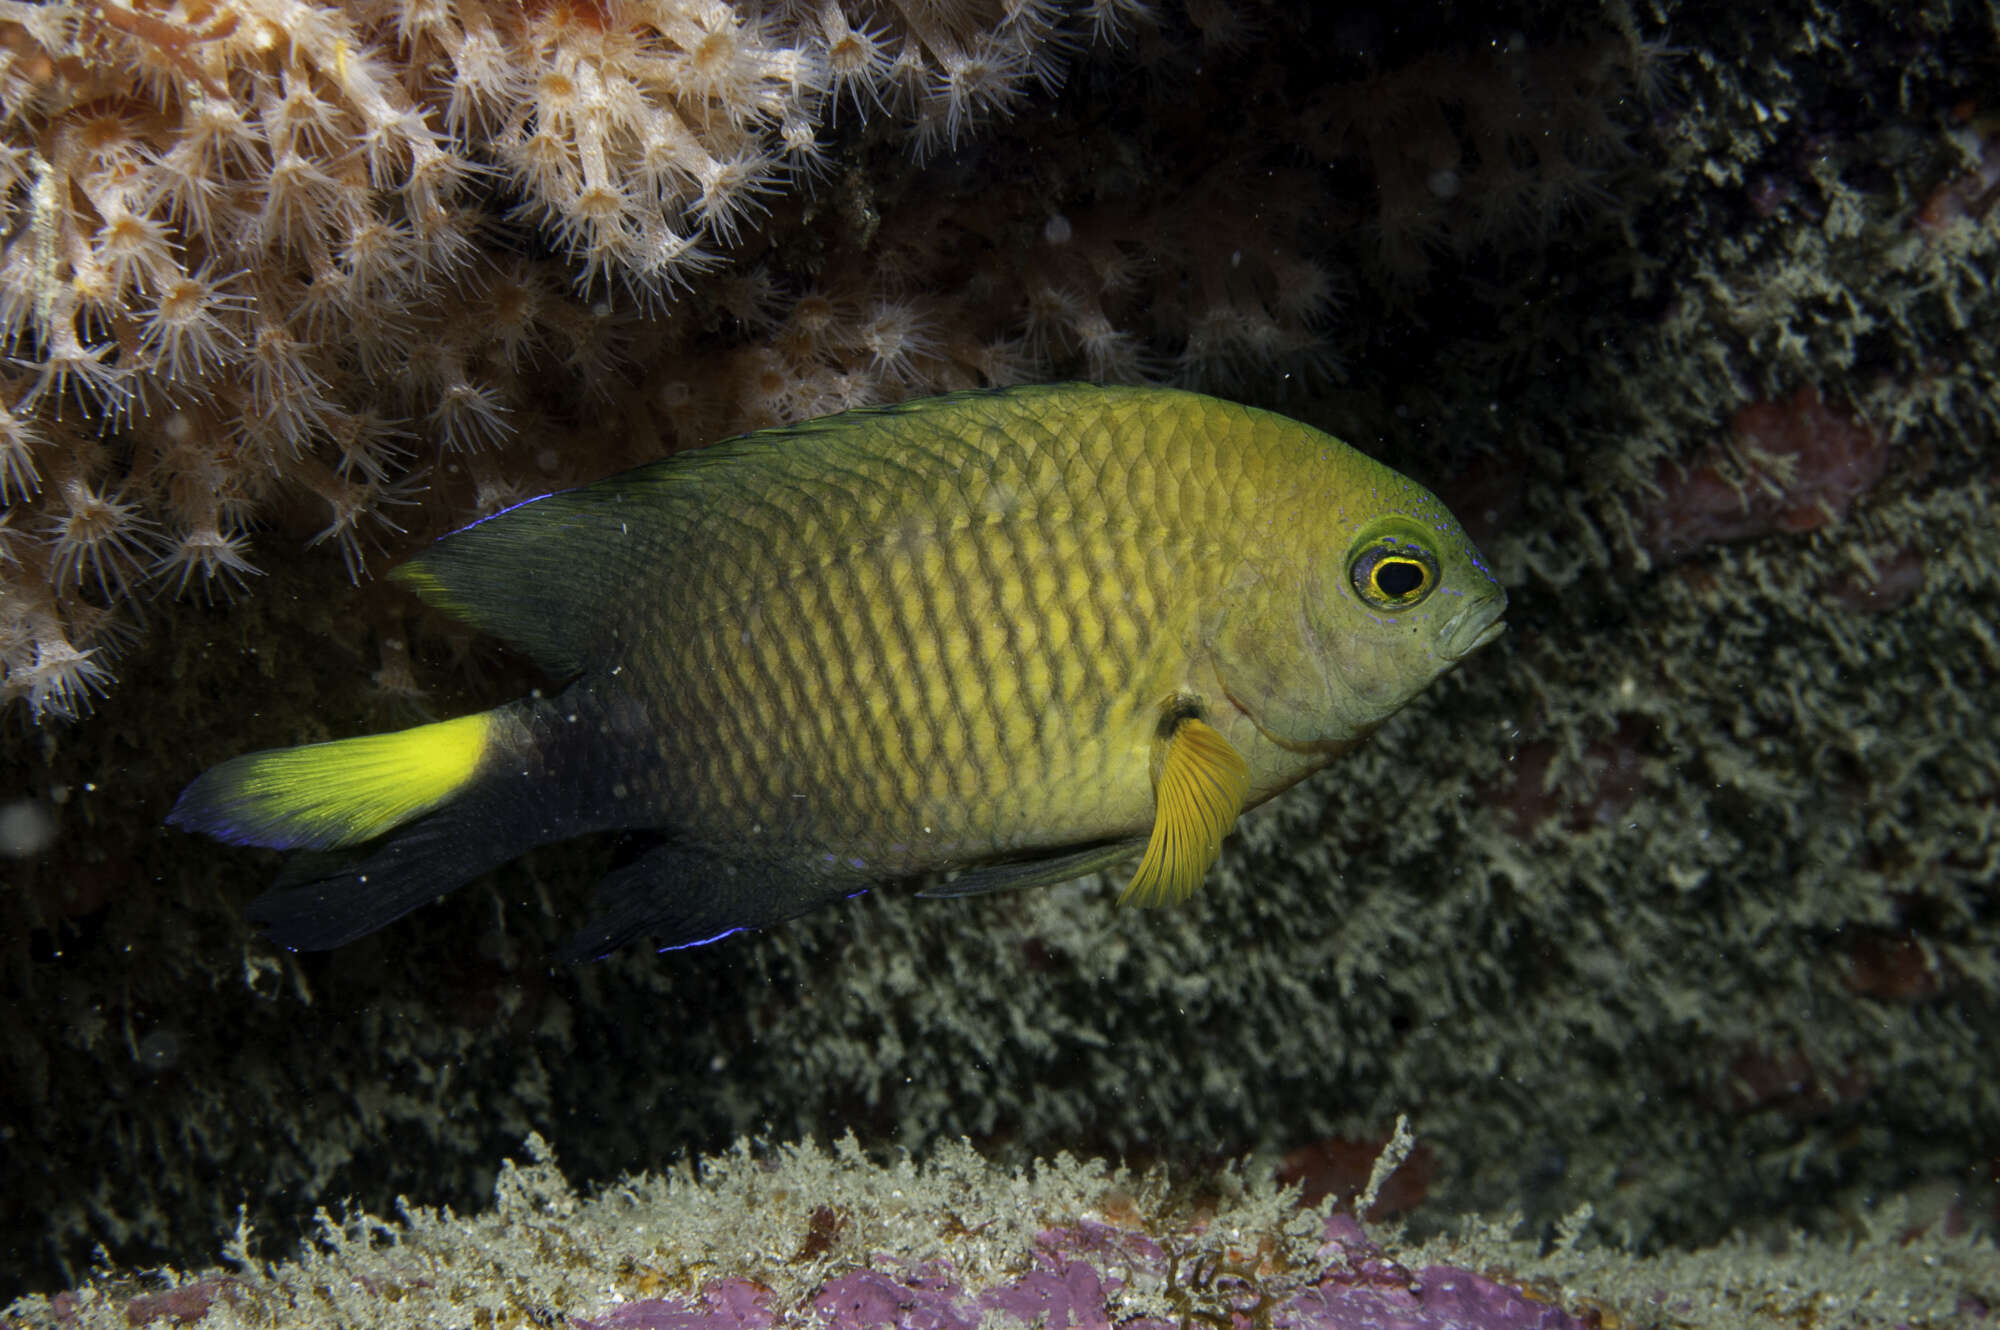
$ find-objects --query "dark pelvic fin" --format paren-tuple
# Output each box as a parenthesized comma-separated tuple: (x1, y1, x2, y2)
(556, 843, 873, 963)
(917, 839, 1146, 899)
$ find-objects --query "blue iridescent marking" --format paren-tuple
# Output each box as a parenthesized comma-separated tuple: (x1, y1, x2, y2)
(658, 927, 745, 952)
(441, 489, 561, 539)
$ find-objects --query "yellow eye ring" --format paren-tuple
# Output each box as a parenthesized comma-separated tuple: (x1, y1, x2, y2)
(1348, 537, 1439, 609)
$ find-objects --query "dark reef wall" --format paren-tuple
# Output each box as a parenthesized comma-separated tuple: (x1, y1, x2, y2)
(3, 0, 1996, 1301)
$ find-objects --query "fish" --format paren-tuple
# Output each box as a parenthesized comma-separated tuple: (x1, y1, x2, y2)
(166, 384, 1507, 960)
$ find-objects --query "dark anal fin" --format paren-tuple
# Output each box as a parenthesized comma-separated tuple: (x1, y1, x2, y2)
(918, 839, 1146, 899)
(558, 843, 872, 963)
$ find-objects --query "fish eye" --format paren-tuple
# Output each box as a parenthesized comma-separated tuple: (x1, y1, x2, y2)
(1348, 536, 1439, 610)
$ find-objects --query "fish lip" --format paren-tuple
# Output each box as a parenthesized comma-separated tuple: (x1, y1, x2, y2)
(1441, 595, 1508, 660)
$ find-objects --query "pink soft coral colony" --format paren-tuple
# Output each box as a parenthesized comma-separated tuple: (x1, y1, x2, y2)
(0, 0, 1169, 721)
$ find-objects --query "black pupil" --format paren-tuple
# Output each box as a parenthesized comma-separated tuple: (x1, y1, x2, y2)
(1375, 558, 1425, 597)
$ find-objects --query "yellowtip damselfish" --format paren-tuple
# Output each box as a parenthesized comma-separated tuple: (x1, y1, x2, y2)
(167, 384, 1506, 960)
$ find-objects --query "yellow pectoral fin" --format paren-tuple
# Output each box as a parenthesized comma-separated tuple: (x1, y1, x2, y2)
(1119, 716, 1251, 908)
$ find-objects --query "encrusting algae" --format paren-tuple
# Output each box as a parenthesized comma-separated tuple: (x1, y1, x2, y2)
(167, 384, 1506, 958)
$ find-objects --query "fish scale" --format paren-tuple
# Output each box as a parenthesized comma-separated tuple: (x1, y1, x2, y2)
(167, 384, 1506, 956)
(647, 426, 1204, 861)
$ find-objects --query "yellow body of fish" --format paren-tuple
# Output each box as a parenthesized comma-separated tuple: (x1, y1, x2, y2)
(168, 384, 1506, 958)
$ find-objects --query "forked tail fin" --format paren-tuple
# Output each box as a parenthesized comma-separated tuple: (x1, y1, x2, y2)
(244, 786, 554, 950)
(168, 698, 613, 950)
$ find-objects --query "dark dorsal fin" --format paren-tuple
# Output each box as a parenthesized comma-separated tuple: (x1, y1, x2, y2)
(393, 469, 696, 678)
(391, 386, 1095, 678)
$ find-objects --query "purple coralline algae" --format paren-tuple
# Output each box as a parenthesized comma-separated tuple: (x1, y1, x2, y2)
(575, 1216, 1584, 1330)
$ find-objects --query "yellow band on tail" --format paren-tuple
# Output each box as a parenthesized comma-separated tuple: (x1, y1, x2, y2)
(168, 712, 498, 851)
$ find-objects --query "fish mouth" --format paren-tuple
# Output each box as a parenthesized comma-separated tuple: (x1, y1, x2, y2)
(1440, 593, 1508, 661)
